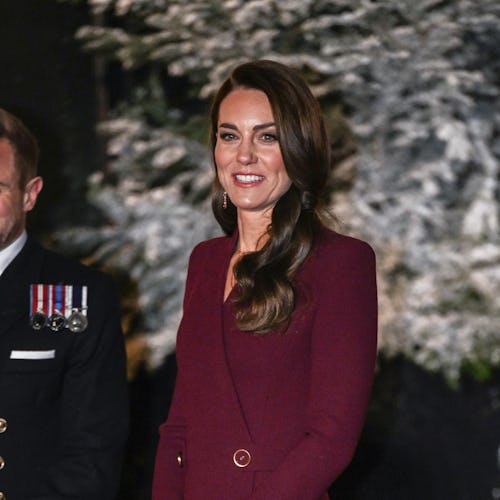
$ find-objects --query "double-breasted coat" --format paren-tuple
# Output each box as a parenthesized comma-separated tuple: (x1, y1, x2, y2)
(0, 237, 129, 499)
(153, 228, 377, 499)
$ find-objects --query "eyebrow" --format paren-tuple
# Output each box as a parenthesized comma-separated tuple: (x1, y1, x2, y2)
(218, 122, 276, 131)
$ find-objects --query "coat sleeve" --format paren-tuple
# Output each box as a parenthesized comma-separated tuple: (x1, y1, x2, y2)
(152, 384, 187, 499)
(33, 274, 129, 500)
(251, 239, 378, 499)
(152, 245, 202, 499)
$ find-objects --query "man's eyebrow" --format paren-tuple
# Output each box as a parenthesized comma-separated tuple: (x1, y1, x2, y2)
(218, 122, 276, 131)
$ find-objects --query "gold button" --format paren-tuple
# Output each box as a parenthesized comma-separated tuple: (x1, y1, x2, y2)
(0, 491, 5, 500)
(176, 452, 183, 468)
(233, 448, 251, 468)
(0, 418, 7, 433)
(0, 456, 4, 470)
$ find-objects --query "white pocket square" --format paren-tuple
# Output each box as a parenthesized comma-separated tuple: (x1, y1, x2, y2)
(10, 350, 56, 360)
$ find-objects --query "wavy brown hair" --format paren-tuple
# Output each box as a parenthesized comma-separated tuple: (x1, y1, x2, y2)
(210, 60, 332, 334)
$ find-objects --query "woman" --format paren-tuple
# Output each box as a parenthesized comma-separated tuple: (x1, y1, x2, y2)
(153, 60, 377, 499)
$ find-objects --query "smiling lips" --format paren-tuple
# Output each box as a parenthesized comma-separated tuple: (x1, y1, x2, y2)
(234, 174, 265, 184)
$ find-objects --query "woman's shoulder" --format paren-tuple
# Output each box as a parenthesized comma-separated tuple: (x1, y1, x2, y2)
(294, 227, 376, 289)
(190, 233, 234, 261)
(317, 226, 374, 253)
(311, 226, 376, 267)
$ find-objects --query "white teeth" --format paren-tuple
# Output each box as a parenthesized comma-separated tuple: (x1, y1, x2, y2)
(235, 174, 264, 183)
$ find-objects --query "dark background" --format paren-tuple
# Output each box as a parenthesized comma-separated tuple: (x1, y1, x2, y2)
(1, 2, 499, 499)
(0, 0, 101, 234)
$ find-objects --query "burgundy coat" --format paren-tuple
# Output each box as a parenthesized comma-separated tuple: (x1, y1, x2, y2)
(153, 228, 377, 499)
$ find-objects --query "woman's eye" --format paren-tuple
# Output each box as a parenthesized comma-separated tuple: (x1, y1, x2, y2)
(261, 133, 278, 142)
(219, 132, 237, 141)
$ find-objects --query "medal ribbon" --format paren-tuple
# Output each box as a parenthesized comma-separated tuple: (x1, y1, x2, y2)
(65, 285, 73, 317)
(30, 284, 88, 328)
(45, 284, 52, 317)
(30, 284, 48, 315)
(72, 286, 88, 316)
(52, 284, 64, 315)
(82, 286, 88, 316)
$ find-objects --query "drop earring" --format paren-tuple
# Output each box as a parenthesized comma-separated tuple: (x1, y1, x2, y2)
(223, 191, 228, 210)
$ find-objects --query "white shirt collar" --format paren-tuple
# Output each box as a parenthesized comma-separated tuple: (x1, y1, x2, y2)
(0, 231, 28, 276)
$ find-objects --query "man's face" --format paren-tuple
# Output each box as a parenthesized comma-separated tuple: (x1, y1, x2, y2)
(0, 139, 42, 250)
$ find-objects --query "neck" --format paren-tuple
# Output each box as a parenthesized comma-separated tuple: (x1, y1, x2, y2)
(236, 209, 271, 253)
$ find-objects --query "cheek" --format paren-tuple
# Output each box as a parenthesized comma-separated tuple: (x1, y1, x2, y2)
(0, 199, 12, 217)
(214, 149, 232, 179)
(266, 147, 285, 169)
(274, 167, 292, 195)
(269, 155, 289, 184)
(214, 141, 227, 163)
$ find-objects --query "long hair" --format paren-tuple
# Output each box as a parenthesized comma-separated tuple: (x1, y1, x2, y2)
(209, 60, 332, 334)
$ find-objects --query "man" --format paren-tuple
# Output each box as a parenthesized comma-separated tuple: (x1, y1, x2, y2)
(0, 108, 129, 499)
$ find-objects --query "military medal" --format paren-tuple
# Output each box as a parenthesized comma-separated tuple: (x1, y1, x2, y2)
(30, 284, 47, 330)
(67, 310, 88, 333)
(30, 310, 47, 330)
(48, 284, 66, 331)
(67, 285, 88, 333)
(29, 284, 88, 333)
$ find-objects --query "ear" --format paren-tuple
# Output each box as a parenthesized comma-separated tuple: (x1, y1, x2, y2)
(23, 176, 43, 212)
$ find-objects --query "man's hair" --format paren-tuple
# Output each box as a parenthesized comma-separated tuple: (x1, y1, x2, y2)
(0, 108, 39, 187)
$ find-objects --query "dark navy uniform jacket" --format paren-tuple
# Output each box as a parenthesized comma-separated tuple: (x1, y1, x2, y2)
(0, 237, 129, 499)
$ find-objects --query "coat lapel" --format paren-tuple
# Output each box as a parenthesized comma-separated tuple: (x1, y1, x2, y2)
(0, 238, 44, 337)
(194, 231, 254, 442)
(0, 238, 44, 374)
(215, 231, 283, 443)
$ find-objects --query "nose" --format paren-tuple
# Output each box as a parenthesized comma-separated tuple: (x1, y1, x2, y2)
(236, 138, 256, 165)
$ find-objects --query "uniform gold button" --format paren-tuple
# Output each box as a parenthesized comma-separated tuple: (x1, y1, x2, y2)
(0, 456, 5, 470)
(176, 452, 183, 467)
(0, 491, 5, 500)
(233, 448, 251, 468)
(0, 418, 7, 433)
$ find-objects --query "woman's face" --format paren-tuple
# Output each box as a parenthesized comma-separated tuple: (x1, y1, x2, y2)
(214, 88, 292, 219)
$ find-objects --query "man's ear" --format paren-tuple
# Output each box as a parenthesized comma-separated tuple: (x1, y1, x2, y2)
(23, 176, 43, 212)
